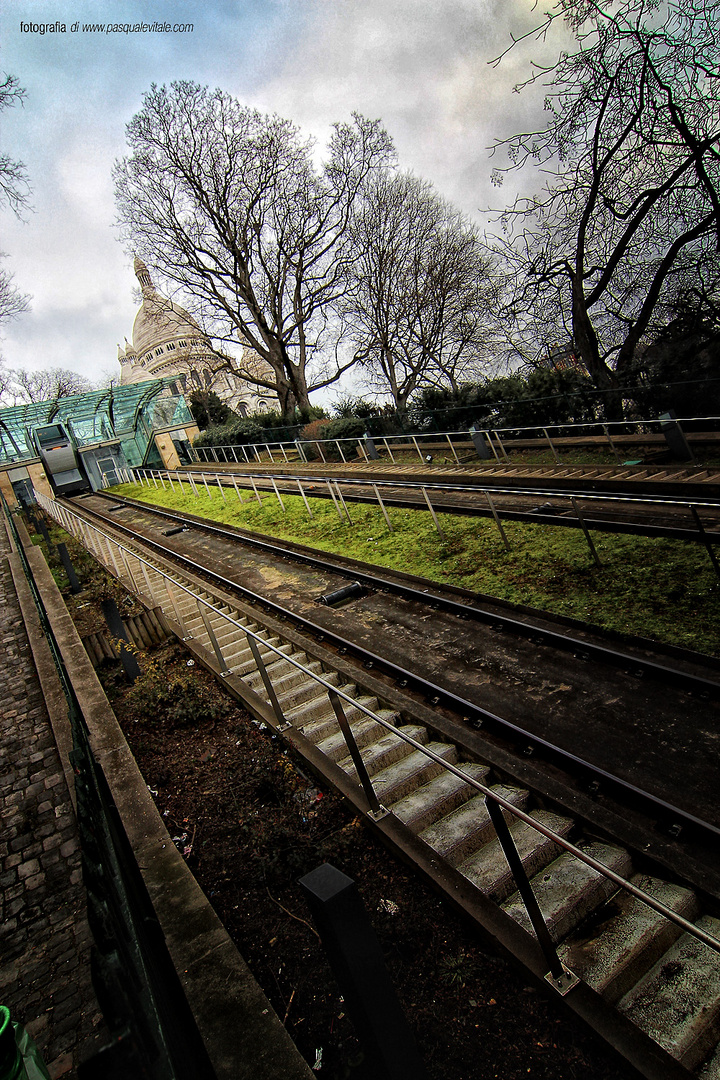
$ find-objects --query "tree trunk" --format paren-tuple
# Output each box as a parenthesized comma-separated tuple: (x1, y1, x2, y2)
(571, 277, 623, 420)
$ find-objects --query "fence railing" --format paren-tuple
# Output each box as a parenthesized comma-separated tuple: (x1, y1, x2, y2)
(36, 490, 720, 996)
(190, 413, 720, 469)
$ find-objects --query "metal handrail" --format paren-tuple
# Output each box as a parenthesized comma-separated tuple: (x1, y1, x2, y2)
(36, 491, 720, 966)
(190, 413, 720, 467)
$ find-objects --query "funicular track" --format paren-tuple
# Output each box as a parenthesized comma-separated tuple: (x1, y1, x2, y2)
(180, 459, 720, 544)
(40, 489, 720, 1080)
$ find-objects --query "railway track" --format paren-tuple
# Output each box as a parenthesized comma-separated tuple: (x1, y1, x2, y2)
(39, 489, 720, 1080)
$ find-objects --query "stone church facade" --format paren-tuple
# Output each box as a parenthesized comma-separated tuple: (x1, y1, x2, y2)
(118, 258, 276, 417)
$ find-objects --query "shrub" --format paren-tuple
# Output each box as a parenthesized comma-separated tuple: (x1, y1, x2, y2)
(125, 667, 231, 729)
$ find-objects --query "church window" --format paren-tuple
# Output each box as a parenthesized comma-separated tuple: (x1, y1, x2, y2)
(166, 342, 176, 351)
(178, 340, 187, 348)
(155, 347, 163, 356)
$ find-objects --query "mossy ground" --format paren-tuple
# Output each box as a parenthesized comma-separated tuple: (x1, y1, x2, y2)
(111, 479, 720, 656)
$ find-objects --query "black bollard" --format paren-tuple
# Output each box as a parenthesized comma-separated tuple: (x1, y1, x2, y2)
(36, 515, 54, 552)
(101, 598, 142, 683)
(298, 863, 429, 1080)
(57, 542, 82, 594)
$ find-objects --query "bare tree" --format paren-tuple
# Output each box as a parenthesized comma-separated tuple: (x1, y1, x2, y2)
(114, 82, 394, 419)
(0, 74, 30, 216)
(0, 73, 31, 346)
(0, 260, 30, 324)
(489, 0, 720, 408)
(4, 367, 93, 405)
(342, 172, 497, 414)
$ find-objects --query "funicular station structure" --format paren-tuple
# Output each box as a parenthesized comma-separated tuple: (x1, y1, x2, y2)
(0, 378, 199, 509)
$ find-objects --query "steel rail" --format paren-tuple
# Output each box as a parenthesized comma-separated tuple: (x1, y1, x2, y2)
(38, 490, 720, 963)
(96, 490, 720, 698)
(64, 493, 720, 844)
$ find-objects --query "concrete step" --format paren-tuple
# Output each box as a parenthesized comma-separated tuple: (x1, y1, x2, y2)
(337, 724, 428, 779)
(291, 693, 381, 734)
(559, 874, 698, 1005)
(420, 785, 529, 866)
(699, 1042, 720, 1079)
(372, 741, 459, 805)
(458, 809, 574, 903)
(245, 652, 317, 695)
(501, 842, 632, 944)
(619, 915, 720, 1071)
(389, 763, 490, 832)
(244, 653, 315, 695)
(317, 716, 392, 762)
(225, 640, 292, 676)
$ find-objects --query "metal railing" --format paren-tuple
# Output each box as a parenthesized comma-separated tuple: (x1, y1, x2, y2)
(190, 413, 720, 469)
(36, 490, 720, 995)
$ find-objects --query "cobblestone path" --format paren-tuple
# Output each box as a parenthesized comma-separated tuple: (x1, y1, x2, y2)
(0, 532, 103, 1078)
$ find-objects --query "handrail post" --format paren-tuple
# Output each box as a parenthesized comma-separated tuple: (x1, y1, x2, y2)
(328, 690, 387, 820)
(296, 479, 313, 518)
(421, 486, 444, 537)
(164, 577, 191, 638)
(246, 634, 289, 728)
(571, 497, 602, 567)
(372, 484, 393, 532)
(542, 427, 561, 464)
(196, 600, 230, 674)
(485, 491, 511, 551)
(484, 797, 578, 995)
(445, 433, 460, 465)
(690, 504, 720, 581)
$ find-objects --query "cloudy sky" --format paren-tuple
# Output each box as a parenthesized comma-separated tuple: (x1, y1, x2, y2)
(1, 0, 558, 395)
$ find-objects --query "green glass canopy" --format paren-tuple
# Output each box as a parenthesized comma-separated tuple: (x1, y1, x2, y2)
(0, 379, 194, 467)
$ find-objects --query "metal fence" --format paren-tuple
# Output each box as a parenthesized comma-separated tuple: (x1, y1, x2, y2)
(190, 413, 719, 469)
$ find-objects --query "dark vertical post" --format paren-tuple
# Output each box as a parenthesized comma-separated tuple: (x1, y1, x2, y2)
(298, 864, 429, 1080)
(469, 426, 491, 460)
(363, 433, 381, 460)
(101, 598, 141, 683)
(690, 505, 720, 581)
(57, 542, 82, 593)
(36, 514, 54, 552)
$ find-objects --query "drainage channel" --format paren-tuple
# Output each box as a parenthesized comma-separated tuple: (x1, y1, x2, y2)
(39, 490, 720, 1080)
